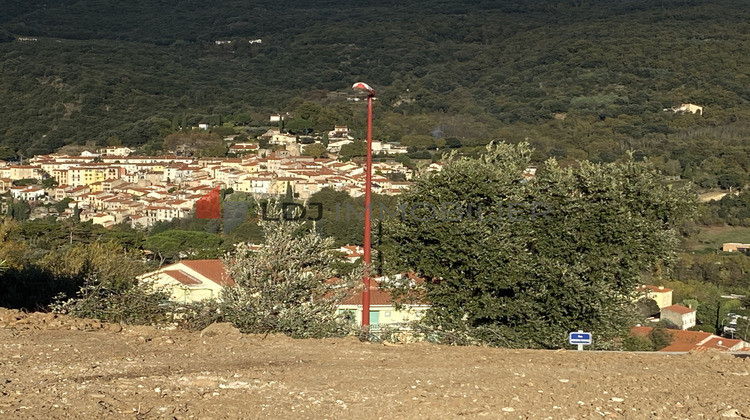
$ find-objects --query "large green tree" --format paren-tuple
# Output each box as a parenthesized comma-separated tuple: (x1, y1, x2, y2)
(385, 142, 695, 348)
(144, 230, 224, 265)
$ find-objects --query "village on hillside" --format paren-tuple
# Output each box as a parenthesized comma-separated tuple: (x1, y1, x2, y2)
(0, 125, 438, 229)
(0, 122, 745, 352)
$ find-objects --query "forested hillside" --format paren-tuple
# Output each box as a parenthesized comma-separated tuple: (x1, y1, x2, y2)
(2, 0, 750, 188)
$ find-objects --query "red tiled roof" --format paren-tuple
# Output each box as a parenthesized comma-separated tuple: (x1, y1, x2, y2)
(700, 336, 744, 351)
(341, 285, 400, 306)
(340, 276, 427, 306)
(180, 259, 235, 287)
(630, 326, 747, 352)
(662, 304, 696, 315)
(658, 330, 710, 352)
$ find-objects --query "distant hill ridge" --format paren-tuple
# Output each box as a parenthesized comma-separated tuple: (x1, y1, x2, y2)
(1, 0, 749, 193)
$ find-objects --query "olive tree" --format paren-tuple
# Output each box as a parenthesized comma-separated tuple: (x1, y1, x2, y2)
(385, 142, 695, 348)
(221, 220, 358, 338)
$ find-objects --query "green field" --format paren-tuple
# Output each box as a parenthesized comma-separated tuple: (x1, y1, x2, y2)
(688, 226, 750, 251)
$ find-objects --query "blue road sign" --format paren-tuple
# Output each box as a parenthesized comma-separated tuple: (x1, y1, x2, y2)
(569, 331, 592, 345)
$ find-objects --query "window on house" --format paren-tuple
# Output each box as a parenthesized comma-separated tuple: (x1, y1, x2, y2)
(337, 309, 356, 324)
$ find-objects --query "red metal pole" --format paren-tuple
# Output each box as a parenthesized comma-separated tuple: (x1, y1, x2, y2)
(362, 94, 373, 328)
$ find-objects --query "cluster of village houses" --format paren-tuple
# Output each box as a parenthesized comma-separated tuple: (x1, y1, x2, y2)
(0, 126, 445, 335)
(633, 285, 750, 352)
(0, 126, 432, 229)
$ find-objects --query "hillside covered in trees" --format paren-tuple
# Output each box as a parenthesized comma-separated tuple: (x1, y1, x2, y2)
(2, 0, 750, 188)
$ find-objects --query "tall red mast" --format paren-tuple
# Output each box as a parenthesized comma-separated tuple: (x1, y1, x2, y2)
(352, 82, 375, 330)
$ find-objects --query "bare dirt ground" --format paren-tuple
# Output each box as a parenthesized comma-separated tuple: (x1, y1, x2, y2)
(698, 192, 731, 203)
(1, 308, 750, 419)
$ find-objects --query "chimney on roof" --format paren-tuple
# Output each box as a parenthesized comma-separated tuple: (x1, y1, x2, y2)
(658, 286, 664, 290)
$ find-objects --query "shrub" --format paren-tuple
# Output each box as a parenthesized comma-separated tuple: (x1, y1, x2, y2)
(52, 274, 171, 325)
(49, 242, 170, 325)
(220, 220, 360, 338)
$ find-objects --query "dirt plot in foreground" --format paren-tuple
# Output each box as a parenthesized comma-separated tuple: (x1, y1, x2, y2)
(1, 308, 750, 419)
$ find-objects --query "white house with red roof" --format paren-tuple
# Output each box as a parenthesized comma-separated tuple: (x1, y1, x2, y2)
(235, 174, 274, 194)
(229, 143, 259, 155)
(137, 256, 429, 331)
(138, 259, 235, 303)
(328, 125, 350, 138)
(660, 304, 697, 330)
(337, 274, 429, 331)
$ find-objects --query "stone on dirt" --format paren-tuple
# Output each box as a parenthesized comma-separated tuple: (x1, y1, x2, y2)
(200, 322, 241, 338)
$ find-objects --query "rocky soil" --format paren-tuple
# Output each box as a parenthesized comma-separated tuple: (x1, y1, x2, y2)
(1, 307, 750, 419)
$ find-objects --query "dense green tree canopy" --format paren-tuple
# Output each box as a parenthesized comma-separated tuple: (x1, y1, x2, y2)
(385, 142, 696, 348)
(144, 230, 224, 264)
(1, 0, 750, 188)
